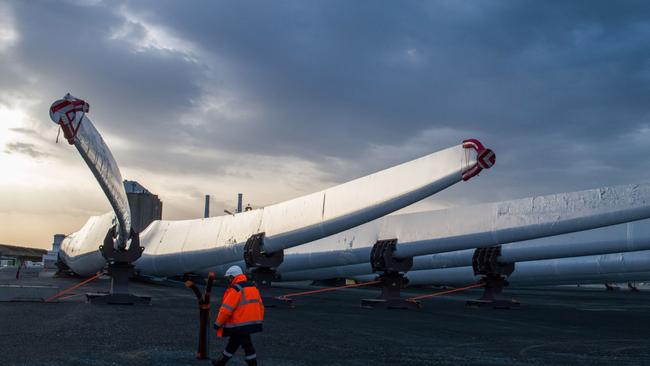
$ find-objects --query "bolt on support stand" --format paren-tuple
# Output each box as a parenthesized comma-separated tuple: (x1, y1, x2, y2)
(361, 239, 420, 309)
(466, 246, 519, 309)
(86, 226, 151, 305)
(243, 233, 287, 307)
(185, 272, 216, 360)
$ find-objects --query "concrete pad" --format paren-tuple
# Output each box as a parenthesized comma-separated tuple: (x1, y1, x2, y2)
(0, 284, 59, 302)
(2, 275, 650, 365)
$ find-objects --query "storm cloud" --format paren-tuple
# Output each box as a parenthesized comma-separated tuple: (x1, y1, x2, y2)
(1, 0, 649, 247)
(4, 141, 46, 158)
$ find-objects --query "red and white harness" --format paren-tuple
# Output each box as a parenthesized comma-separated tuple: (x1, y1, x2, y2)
(462, 138, 496, 181)
(49, 95, 90, 145)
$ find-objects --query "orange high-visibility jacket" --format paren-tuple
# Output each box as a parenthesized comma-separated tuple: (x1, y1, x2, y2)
(214, 274, 265, 337)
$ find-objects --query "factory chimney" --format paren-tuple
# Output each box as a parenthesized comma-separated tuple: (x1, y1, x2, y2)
(237, 193, 243, 213)
(204, 195, 210, 218)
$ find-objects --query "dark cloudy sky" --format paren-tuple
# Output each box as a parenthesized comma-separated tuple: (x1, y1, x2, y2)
(1, 0, 649, 249)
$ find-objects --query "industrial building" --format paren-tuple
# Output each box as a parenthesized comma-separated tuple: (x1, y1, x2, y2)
(0, 244, 47, 268)
(124, 180, 163, 233)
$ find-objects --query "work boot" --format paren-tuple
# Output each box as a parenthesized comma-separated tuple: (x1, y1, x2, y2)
(211, 356, 231, 366)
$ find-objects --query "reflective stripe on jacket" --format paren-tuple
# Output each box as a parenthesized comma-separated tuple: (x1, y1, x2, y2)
(214, 274, 265, 337)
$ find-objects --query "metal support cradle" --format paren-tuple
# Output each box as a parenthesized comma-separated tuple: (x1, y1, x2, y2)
(86, 226, 151, 305)
(361, 239, 420, 309)
(243, 233, 287, 307)
(243, 233, 284, 287)
(466, 245, 519, 309)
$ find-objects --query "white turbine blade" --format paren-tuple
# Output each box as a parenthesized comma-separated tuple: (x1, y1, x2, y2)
(50, 95, 131, 246)
(397, 249, 650, 287)
(58, 213, 116, 276)
(53, 94, 493, 277)
(408, 218, 650, 270)
(277, 216, 650, 282)
(136, 142, 485, 276)
(224, 182, 650, 276)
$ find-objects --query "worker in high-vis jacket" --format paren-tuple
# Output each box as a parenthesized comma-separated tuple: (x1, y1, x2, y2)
(213, 265, 264, 366)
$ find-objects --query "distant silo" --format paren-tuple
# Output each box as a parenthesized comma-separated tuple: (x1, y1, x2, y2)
(124, 180, 163, 233)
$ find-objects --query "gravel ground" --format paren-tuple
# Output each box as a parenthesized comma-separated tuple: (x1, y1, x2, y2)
(2, 270, 650, 365)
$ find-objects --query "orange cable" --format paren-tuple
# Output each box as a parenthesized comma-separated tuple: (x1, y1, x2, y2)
(44, 271, 104, 303)
(277, 280, 381, 299)
(407, 282, 484, 301)
(56, 293, 84, 301)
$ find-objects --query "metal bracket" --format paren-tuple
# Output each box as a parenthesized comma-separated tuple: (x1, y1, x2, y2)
(361, 239, 420, 309)
(369, 239, 413, 273)
(86, 226, 151, 305)
(471, 245, 514, 277)
(99, 226, 144, 263)
(243, 233, 284, 287)
(467, 246, 519, 309)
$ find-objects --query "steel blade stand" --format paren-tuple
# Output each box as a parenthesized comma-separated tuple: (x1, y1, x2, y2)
(466, 245, 519, 309)
(86, 227, 151, 305)
(243, 233, 288, 307)
(361, 239, 420, 309)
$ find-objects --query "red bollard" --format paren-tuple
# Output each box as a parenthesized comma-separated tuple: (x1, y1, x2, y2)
(185, 272, 216, 360)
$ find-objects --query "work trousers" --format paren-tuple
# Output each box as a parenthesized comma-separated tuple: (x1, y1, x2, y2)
(223, 333, 256, 361)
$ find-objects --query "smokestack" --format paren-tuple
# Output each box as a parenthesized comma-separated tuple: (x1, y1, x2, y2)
(204, 195, 210, 218)
(53, 234, 65, 252)
(237, 193, 243, 213)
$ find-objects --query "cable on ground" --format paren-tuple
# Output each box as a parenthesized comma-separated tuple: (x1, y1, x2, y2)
(276, 280, 382, 301)
(406, 282, 485, 302)
(44, 271, 105, 303)
(56, 293, 85, 301)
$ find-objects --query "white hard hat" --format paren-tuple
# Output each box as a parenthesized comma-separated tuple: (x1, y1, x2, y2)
(225, 265, 243, 277)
